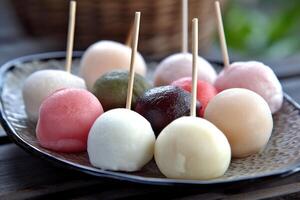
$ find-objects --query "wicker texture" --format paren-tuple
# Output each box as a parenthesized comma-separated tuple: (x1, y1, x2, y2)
(11, 0, 226, 58)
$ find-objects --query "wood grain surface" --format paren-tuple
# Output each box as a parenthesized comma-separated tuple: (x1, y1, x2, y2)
(0, 142, 299, 200)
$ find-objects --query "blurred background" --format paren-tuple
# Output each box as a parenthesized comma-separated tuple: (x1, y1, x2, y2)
(222, 0, 300, 60)
(1, 0, 300, 62)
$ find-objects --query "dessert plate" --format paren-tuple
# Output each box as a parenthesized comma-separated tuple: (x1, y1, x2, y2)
(0, 52, 299, 185)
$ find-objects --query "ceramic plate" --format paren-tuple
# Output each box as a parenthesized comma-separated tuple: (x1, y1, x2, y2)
(0, 52, 299, 185)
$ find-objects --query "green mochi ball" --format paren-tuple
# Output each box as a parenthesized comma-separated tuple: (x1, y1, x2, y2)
(92, 70, 151, 111)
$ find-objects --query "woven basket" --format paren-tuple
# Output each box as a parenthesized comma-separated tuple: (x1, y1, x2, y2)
(12, 0, 226, 58)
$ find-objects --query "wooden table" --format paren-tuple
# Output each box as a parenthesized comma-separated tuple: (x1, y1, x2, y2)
(0, 138, 299, 200)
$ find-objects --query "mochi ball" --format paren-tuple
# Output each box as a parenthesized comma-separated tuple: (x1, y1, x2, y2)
(214, 61, 283, 113)
(93, 70, 151, 111)
(22, 69, 86, 122)
(155, 116, 231, 180)
(172, 77, 217, 117)
(154, 53, 217, 86)
(135, 85, 201, 134)
(88, 108, 155, 172)
(80, 40, 147, 90)
(36, 88, 103, 153)
(204, 88, 273, 158)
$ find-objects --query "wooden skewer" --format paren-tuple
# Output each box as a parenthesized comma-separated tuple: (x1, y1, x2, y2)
(215, 1, 230, 69)
(190, 18, 198, 117)
(65, 1, 76, 73)
(182, 0, 188, 53)
(126, 12, 141, 110)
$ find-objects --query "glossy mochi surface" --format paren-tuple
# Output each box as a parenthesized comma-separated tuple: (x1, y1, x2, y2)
(135, 85, 201, 134)
(172, 77, 217, 117)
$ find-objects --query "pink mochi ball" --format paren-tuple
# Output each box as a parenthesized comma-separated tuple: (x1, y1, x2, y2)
(36, 88, 103, 153)
(214, 61, 283, 113)
(154, 53, 217, 86)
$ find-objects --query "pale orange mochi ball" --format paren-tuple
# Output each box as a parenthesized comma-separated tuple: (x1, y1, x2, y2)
(204, 88, 273, 158)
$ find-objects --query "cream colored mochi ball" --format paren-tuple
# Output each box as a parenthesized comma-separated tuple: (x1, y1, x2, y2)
(155, 116, 231, 180)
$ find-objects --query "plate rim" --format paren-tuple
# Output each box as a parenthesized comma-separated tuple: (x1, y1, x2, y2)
(0, 51, 300, 186)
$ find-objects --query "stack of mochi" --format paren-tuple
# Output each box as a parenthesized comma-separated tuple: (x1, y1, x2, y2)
(21, 1, 283, 180)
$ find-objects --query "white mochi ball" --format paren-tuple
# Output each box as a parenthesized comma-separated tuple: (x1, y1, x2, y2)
(88, 108, 155, 172)
(155, 116, 231, 180)
(22, 69, 86, 122)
